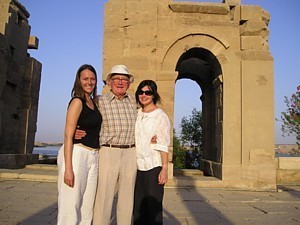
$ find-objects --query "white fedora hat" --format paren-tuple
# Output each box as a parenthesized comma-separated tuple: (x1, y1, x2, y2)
(107, 65, 134, 83)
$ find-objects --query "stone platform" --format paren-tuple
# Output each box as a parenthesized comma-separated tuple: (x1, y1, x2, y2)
(0, 165, 300, 225)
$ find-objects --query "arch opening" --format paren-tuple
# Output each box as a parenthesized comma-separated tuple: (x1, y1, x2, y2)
(174, 79, 202, 169)
(175, 47, 223, 177)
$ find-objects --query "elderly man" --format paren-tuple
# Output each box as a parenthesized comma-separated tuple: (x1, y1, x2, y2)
(93, 65, 137, 225)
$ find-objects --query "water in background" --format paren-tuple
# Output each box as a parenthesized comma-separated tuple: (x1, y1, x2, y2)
(33, 146, 61, 156)
(33, 146, 296, 158)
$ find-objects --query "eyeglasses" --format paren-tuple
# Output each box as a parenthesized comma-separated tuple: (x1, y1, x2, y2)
(111, 77, 130, 83)
(138, 90, 153, 96)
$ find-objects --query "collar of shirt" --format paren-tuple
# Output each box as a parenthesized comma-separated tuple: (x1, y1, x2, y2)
(138, 108, 162, 117)
(108, 90, 129, 101)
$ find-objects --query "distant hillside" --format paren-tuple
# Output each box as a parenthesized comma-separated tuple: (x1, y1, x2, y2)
(34, 142, 63, 147)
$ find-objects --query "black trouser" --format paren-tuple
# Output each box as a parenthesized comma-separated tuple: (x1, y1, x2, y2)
(133, 167, 164, 225)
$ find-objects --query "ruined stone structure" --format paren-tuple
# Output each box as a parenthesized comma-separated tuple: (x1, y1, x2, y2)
(102, 0, 275, 190)
(0, 0, 41, 168)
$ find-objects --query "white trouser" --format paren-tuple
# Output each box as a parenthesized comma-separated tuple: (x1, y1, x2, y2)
(57, 144, 99, 225)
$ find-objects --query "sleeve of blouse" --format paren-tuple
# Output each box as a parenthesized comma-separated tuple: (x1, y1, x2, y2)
(153, 111, 171, 153)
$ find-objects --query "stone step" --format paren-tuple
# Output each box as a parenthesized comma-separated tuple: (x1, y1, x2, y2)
(25, 163, 58, 171)
(0, 166, 57, 182)
(166, 175, 222, 188)
(174, 168, 203, 176)
(26, 165, 204, 178)
(0, 164, 225, 188)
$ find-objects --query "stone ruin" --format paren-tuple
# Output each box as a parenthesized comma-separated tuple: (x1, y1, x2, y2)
(0, 0, 41, 168)
(101, 0, 276, 190)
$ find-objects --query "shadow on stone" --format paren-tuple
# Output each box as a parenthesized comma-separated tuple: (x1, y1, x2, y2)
(19, 203, 58, 225)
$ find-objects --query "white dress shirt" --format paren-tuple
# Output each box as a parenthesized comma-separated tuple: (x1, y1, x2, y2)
(135, 108, 170, 171)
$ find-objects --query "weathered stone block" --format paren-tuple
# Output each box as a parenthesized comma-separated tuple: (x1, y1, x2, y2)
(241, 36, 268, 51)
(241, 5, 270, 24)
(28, 36, 39, 49)
(277, 169, 300, 184)
(239, 51, 273, 61)
(250, 149, 274, 165)
(240, 20, 269, 38)
(123, 56, 150, 70)
(169, 2, 230, 15)
(0, 154, 26, 169)
(278, 157, 300, 170)
(126, 1, 157, 16)
(224, 0, 241, 6)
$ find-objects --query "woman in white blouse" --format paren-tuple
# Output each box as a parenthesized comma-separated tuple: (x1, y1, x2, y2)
(133, 80, 171, 225)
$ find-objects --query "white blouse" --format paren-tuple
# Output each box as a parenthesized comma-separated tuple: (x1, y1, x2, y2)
(135, 108, 170, 171)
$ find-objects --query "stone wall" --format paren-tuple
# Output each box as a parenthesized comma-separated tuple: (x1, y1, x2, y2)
(0, 0, 42, 168)
(276, 157, 300, 184)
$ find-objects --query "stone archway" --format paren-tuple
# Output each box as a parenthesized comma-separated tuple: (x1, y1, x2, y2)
(102, 0, 276, 190)
(175, 47, 223, 177)
(159, 32, 227, 179)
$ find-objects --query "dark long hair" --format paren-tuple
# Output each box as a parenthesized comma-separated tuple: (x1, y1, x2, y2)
(71, 64, 98, 103)
(135, 80, 162, 106)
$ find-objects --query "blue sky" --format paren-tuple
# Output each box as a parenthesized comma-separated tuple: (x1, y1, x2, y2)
(19, 0, 299, 144)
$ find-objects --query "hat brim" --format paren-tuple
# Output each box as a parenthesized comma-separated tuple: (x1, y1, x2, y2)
(106, 73, 134, 83)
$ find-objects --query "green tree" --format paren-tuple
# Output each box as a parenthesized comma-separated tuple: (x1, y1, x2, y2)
(180, 108, 203, 169)
(180, 108, 202, 149)
(172, 129, 185, 169)
(279, 85, 300, 148)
